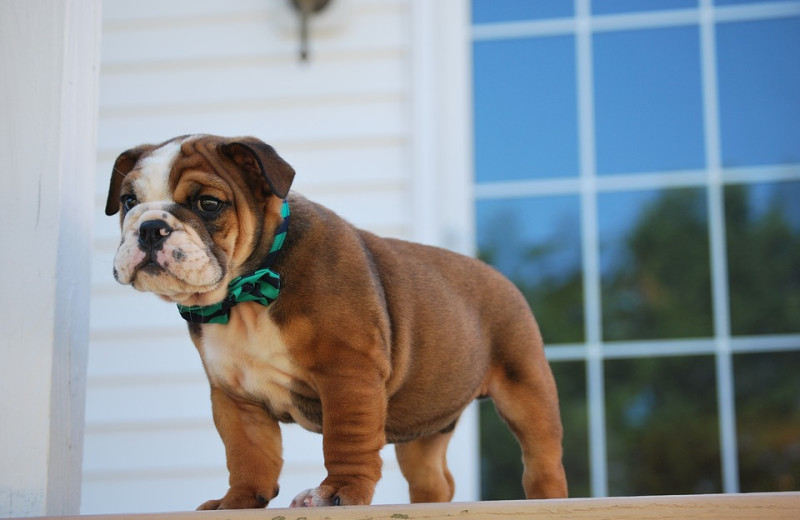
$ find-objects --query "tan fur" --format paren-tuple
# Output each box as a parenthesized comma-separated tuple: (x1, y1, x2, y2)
(107, 134, 567, 509)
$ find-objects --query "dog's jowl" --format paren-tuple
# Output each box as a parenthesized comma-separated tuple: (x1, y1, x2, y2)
(107, 134, 568, 508)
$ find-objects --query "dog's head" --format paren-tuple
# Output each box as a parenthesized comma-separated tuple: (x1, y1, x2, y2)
(106, 135, 295, 307)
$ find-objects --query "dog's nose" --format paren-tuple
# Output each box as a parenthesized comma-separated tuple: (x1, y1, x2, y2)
(138, 219, 173, 250)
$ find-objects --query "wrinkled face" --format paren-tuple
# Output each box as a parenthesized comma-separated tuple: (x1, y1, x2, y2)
(110, 136, 271, 307)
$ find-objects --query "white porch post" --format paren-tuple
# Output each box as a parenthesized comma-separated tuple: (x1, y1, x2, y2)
(409, 0, 478, 502)
(0, 0, 101, 516)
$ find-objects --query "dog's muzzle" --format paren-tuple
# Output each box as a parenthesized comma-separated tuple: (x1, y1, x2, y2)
(138, 219, 173, 253)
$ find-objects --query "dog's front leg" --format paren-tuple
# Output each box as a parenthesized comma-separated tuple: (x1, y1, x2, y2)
(198, 386, 283, 510)
(291, 367, 387, 507)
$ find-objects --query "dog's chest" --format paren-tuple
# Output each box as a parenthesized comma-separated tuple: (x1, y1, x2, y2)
(197, 310, 320, 431)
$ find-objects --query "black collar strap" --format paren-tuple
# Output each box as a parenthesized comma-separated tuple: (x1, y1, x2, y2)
(177, 200, 290, 325)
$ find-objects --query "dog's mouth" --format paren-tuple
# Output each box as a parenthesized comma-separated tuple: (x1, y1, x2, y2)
(128, 259, 225, 305)
(137, 258, 167, 276)
(126, 247, 177, 281)
(115, 236, 226, 305)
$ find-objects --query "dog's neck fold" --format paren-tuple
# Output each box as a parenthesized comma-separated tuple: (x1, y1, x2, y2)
(177, 200, 290, 325)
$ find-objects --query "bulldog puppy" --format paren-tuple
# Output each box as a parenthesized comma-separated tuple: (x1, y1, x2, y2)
(106, 134, 567, 508)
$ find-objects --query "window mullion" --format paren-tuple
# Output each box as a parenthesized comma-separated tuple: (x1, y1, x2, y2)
(700, 0, 739, 494)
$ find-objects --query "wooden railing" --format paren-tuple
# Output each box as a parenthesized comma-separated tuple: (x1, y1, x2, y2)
(12, 492, 800, 520)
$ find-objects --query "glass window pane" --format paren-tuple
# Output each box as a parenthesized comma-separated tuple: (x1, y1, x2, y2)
(717, 0, 797, 5)
(594, 27, 706, 174)
(477, 196, 584, 343)
(735, 350, 800, 492)
(717, 17, 800, 167)
(472, 0, 573, 23)
(474, 36, 579, 182)
(605, 355, 722, 496)
(593, 0, 697, 15)
(725, 181, 800, 335)
(599, 188, 713, 341)
(479, 399, 524, 500)
(479, 361, 589, 500)
(553, 361, 590, 498)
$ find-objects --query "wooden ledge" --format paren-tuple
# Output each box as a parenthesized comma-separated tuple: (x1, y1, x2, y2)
(13, 493, 800, 520)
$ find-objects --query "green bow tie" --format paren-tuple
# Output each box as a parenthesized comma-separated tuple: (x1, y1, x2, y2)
(177, 200, 289, 325)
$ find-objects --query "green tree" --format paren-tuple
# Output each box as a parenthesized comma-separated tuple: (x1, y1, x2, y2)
(602, 188, 713, 341)
(725, 184, 800, 335)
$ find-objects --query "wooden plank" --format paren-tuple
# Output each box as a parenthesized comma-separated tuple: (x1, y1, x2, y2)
(15, 493, 800, 520)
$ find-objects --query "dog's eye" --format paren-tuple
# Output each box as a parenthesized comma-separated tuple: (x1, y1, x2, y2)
(196, 196, 223, 215)
(121, 194, 138, 213)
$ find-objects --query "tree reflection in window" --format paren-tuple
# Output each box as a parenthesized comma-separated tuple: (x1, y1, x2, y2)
(599, 188, 713, 341)
(726, 181, 800, 335)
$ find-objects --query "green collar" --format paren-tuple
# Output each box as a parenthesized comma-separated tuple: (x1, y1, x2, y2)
(177, 200, 289, 325)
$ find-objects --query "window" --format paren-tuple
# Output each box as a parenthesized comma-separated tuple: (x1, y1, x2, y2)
(472, 0, 800, 498)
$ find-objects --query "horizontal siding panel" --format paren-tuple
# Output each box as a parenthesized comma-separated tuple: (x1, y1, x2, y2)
(90, 244, 115, 288)
(96, 98, 406, 155)
(281, 141, 409, 188)
(101, 4, 405, 66)
(92, 209, 121, 245)
(83, 427, 224, 474)
(87, 334, 200, 379)
(300, 186, 409, 232)
(84, 378, 213, 425)
(102, 0, 401, 23)
(103, 0, 268, 22)
(81, 472, 227, 514)
(99, 55, 405, 110)
(90, 290, 187, 332)
(91, 197, 115, 302)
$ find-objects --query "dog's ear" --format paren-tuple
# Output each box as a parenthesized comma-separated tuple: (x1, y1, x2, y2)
(105, 145, 156, 216)
(220, 138, 295, 199)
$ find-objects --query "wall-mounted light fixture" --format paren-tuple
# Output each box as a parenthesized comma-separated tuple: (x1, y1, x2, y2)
(289, 0, 332, 61)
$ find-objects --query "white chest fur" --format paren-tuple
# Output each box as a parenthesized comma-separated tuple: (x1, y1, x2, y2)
(198, 306, 318, 430)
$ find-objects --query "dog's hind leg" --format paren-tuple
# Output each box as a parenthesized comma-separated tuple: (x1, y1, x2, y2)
(395, 430, 456, 502)
(487, 355, 568, 499)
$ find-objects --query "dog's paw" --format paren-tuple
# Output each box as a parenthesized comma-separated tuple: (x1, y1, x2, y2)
(290, 482, 375, 507)
(196, 488, 274, 510)
(290, 487, 340, 507)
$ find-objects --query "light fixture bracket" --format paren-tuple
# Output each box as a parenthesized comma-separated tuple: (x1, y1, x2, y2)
(289, 0, 332, 61)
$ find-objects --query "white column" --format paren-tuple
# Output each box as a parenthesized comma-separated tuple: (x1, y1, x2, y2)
(0, 0, 101, 515)
(409, 0, 479, 501)
(409, 0, 474, 256)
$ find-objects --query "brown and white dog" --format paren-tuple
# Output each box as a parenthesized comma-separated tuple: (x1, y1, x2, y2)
(106, 134, 567, 509)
